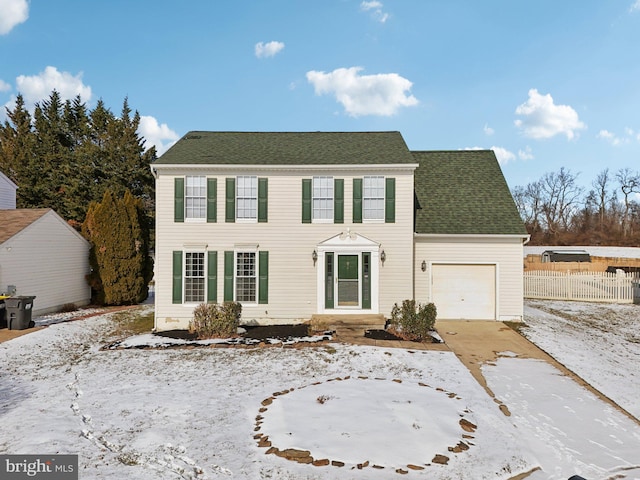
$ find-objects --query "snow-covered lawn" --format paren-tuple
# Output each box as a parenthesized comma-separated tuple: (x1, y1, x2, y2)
(0, 301, 638, 479)
(522, 299, 640, 419)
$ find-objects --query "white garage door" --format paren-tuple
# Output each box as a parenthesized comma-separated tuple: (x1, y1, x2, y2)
(431, 264, 496, 320)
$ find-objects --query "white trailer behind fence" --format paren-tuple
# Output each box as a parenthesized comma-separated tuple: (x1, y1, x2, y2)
(524, 270, 640, 304)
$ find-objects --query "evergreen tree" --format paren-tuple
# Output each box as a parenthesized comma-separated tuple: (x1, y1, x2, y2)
(0, 90, 155, 229)
(0, 95, 36, 203)
(82, 189, 153, 305)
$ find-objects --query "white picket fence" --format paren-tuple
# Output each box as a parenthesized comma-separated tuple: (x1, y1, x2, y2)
(524, 270, 640, 303)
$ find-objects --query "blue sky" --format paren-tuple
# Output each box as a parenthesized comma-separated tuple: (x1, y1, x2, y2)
(1, 0, 640, 192)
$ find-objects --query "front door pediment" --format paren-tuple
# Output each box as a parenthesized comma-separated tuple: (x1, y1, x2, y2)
(317, 229, 379, 250)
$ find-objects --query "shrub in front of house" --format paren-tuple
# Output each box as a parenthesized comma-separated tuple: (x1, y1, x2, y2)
(389, 299, 437, 341)
(189, 302, 242, 339)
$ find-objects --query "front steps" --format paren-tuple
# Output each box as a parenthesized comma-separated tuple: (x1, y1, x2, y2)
(309, 314, 387, 338)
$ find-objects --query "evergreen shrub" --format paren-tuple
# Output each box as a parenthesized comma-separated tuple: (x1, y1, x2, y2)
(190, 302, 242, 339)
(389, 299, 437, 341)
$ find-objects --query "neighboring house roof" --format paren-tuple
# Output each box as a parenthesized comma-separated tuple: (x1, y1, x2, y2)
(0, 209, 50, 243)
(413, 150, 528, 236)
(0, 208, 89, 245)
(153, 131, 416, 166)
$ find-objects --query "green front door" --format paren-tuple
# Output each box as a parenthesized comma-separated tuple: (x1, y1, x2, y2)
(337, 255, 359, 307)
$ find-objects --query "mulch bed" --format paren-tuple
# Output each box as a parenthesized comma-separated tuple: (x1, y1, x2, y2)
(156, 324, 315, 342)
(365, 329, 441, 343)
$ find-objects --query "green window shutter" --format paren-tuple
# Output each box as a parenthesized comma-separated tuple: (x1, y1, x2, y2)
(325, 253, 334, 309)
(174, 178, 184, 223)
(302, 179, 312, 223)
(353, 178, 362, 223)
(172, 251, 183, 303)
(258, 251, 269, 304)
(334, 179, 344, 224)
(207, 178, 217, 223)
(225, 178, 235, 223)
(224, 251, 234, 301)
(385, 177, 395, 223)
(258, 178, 268, 223)
(362, 252, 371, 309)
(207, 251, 217, 302)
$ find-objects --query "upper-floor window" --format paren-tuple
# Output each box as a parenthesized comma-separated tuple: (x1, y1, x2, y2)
(313, 176, 334, 221)
(236, 176, 257, 220)
(363, 176, 385, 221)
(185, 176, 206, 220)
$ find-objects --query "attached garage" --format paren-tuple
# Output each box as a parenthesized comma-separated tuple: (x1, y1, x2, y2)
(431, 263, 496, 320)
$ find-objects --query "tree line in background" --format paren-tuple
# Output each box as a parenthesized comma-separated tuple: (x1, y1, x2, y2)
(0, 90, 156, 305)
(511, 167, 640, 246)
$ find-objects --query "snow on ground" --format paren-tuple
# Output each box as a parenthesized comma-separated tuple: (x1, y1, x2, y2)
(522, 299, 640, 419)
(0, 300, 639, 479)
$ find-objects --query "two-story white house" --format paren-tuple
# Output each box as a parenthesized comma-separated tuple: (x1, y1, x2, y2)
(151, 131, 529, 331)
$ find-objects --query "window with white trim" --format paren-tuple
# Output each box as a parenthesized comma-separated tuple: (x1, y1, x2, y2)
(185, 176, 206, 220)
(313, 176, 333, 221)
(185, 252, 205, 302)
(363, 175, 385, 221)
(236, 176, 257, 220)
(236, 251, 256, 302)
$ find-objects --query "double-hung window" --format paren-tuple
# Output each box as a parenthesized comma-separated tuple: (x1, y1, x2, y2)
(313, 176, 334, 221)
(184, 252, 205, 302)
(363, 176, 385, 221)
(236, 176, 257, 220)
(185, 176, 206, 220)
(235, 252, 257, 302)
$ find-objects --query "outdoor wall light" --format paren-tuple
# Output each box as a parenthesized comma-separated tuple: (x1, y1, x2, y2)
(380, 250, 386, 263)
(312, 249, 318, 265)
(421, 260, 427, 272)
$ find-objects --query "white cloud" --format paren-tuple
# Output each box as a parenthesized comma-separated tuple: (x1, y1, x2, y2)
(518, 146, 534, 160)
(0, 0, 28, 35)
(596, 128, 634, 146)
(0, 79, 11, 92)
(463, 145, 533, 165)
(483, 124, 494, 136)
(630, 0, 640, 12)
(306, 67, 418, 117)
(360, 1, 389, 23)
(15, 66, 92, 107)
(138, 115, 179, 155)
(463, 146, 515, 165)
(255, 41, 285, 58)
(514, 88, 586, 140)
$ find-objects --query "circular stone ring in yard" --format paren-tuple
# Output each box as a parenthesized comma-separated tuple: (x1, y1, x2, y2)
(254, 376, 477, 474)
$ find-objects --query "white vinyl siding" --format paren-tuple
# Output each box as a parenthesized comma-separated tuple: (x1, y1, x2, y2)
(414, 236, 524, 322)
(0, 172, 17, 209)
(313, 176, 333, 221)
(236, 176, 257, 220)
(363, 176, 384, 221)
(184, 252, 205, 302)
(153, 168, 415, 330)
(185, 176, 206, 220)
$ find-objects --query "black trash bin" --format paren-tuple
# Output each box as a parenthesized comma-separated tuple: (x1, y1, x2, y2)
(0, 298, 6, 329)
(5, 296, 36, 330)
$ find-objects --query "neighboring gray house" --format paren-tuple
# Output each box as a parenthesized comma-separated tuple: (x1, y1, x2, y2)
(151, 131, 529, 331)
(0, 171, 18, 209)
(0, 209, 91, 315)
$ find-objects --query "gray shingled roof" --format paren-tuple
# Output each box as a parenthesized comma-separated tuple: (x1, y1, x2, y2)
(153, 131, 416, 165)
(413, 151, 527, 235)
